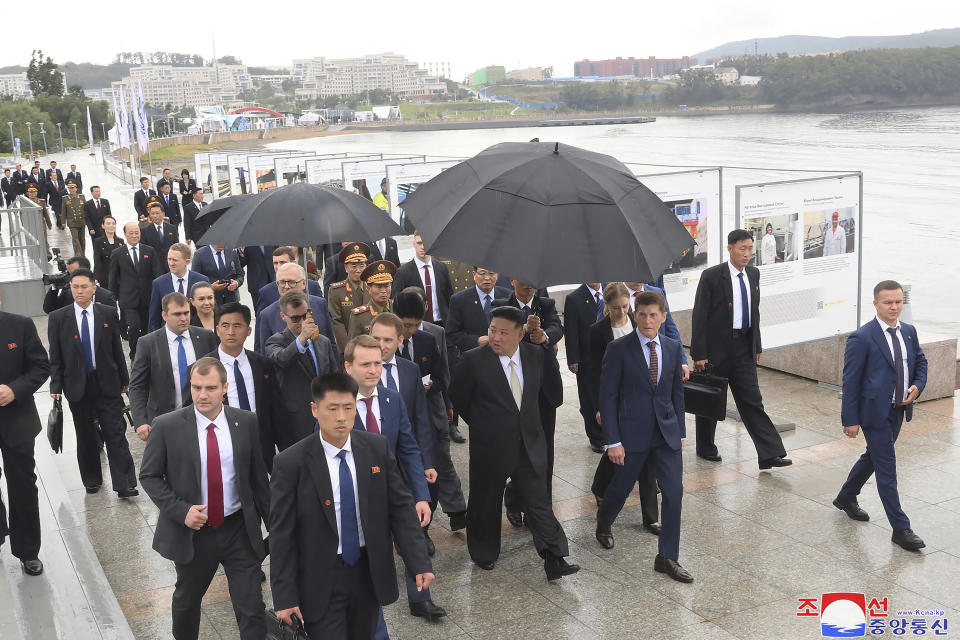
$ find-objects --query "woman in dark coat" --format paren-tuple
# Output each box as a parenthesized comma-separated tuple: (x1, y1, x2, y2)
(92, 215, 123, 287)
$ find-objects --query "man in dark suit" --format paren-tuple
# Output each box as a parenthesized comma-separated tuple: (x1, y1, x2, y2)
(109, 223, 162, 359)
(43, 256, 117, 313)
(156, 168, 174, 192)
(270, 372, 434, 639)
(27, 166, 45, 196)
(691, 229, 791, 469)
(391, 233, 453, 326)
(65, 164, 82, 193)
(48, 269, 139, 498)
(595, 290, 693, 583)
(129, 292, 219, 442)
(369, 236, 400, 267)
(834, 280, 928, 551)
(256, 263, 335, 355)
(139, 357, 271, 640)
(449, 306, 578, 580)
(257, 247, 323, 317)
(12, 164, 29, 197)
(141, 198, 180, 273)
(1, 169, 15, 208)
(44, 170, 67, 229)
(265, 291, 339, 447)
(0, 292, 50, 576)
(157, 182, 182, 227)
(148, 243, 210, 332)
(239, 244, 275, 311)
(183, 188, 210, 246)
(192, 244, 243, 307)
(133, 177, 156, 222)
(45, 160, 64, 184)
(83, 186, 111, 238)
(564, 283, 606, 451)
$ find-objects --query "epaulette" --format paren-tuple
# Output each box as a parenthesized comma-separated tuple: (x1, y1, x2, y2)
(330, 281, 346, 289)
(352, 305, 369, 315)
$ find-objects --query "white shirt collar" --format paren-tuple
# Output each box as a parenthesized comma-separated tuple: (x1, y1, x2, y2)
(384, 355, 397, 367)
(728, 261, 745, 277)
(636, 330, 661, 347)
(74, 301, 94, 315)
(586, 284, 602, 295)
(320, 433, 353, 458)
(165, 326, 188, 344)
(358, 387, 379, 401)
(218, 346, 247, 366)
(875, 316, 902, 332)
(498, 347, 522, 369)
(414, 255, 432, 269)
(129, 243, 140, 251)
(194, 406, 227, 432)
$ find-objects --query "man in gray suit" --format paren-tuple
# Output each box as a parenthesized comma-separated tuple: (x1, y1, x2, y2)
(265, 290, 339, 448)
(129, 292, 219, 441)
(140, 357, 270, 640)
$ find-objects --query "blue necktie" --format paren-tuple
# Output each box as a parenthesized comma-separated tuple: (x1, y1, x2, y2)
(337, 450, 361, 565)
(483, 294, 491, 321)
(383, 362, 398, 391)
(595, 292, 604, 321)
(306, 340, 320, 375)
(176, 335, 188, 399)
(737, 272, 750, 330)
(233, 359, 251, 410)
(521, 305, 531, 322)
(80, 310, 94, 373)
(216, 251, 227, 277)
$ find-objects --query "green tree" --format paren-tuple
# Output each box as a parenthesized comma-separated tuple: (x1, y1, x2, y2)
(27, 50, 65, 97)
(0, 101, 54, 153)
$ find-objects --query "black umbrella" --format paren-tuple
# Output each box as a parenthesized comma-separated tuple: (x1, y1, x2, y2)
(400, 141, 694, 288)
(197, 182, 402, 248)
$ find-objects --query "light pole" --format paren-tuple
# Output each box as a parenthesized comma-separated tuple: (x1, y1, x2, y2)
(6, 121, 14, 157)
(73, 123, 79, 148)
(100, 122, 106, 142)
(39, 125, 48, 155)
(56, 122, 64, 152)
(25, 122, 34, 158)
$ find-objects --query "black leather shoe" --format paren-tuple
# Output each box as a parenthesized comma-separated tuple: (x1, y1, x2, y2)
(449, 424, 466, 443)
(117, 487, 139, 498)
(589, 441, 605, 454)
(84, 485, 101, 494)
(410, 599, 447, 621)
(474, 559, 495, 570)
(544, 553, 580, 581)
(697, 452, 722, 462)
(506, 509, 524, 528)
(759, 456, 792, 470)
(448, 511, 467, 531)
(643, 522, 662, 536)
(595, 522, 614, 549)
(654, 554, 694, 583)
(892, 528, 925, 551)
(833, 498, 870, 521)
(424, 531, 436, 557)
(21, 559, 43, 576)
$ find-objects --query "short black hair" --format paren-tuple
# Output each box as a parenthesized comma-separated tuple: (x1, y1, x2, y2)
(140, 176, 149, 183)
(215, 302, 251, 326)
(70, 268, 96, 284)
(394, 288, 426, 319)
(490, 305, 524, 328)
(181, 169, 190, 176)
(727, 229, 752, 245)
(311, 373, 359, 402)
(89, 185, 100, 192)
(873, 280, 902, 300)
(67, 255, 91, 269)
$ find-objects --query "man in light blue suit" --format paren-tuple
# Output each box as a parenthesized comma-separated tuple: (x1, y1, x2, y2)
(595, 290, 692, 584)
(835, 280, 928, 551)
(147, 243, 209, 332)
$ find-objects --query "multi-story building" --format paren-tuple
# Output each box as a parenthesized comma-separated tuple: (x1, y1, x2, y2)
(506, 67, 545, 82)
(0, 73, 33, 98)
(469, 66, 506, 86)
(108, 63, 251, 109)
(574, 56, 698, 79)
(293, 53, 446, 100)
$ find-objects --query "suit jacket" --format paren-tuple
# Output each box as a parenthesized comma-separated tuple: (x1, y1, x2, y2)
(46, 168, 64, 183)
(133, 188, 157, 219)
(691, 262, 762, 364)
(449, 343, 562, 475)
(109, 244, 162, 309)
(128, 326, 219, 426)
(12, 170, 30, 195)
(564, 284, 604, 366)
(241, 245, 275, 299)
(842, 320, 927, 427)
(66, 171, 83, 193)
(27, 174, 46, 198)
(139, 405, 270, 564)
(93, 236, 124, 286)
(141, 222, 180, 271)
(381, 357, 436, 471)
(369, 237, 400, 267)
(192, 245, 244, 306)
(256, 279, 323, 318)
(45, 179, 67, 213)
(83, 197, 112, 236)
(635, 283, 688, 366)
(1, 176, 15, 204)
(269, 429, 431, 618)
(401, 326, 450, 413)
(43, 285, 116, 314)
(148, 271, 210, 332)
(599, 332, 686, 452)
(182, 200, 210, 244)
(499, 293, 564, 347)
(445, 286, 512, 356)
(587, 314, 636, 415)
(255, 295, 336, 357)
(158, 192, 182, 226)
(48, 303, 127, 402)
(0, 311, 50, 447)
(178, 178, 197, 202)
(392, 259, 453, 323)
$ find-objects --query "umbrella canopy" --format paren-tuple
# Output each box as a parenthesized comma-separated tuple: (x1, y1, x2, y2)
(400, 141, 694, 288)
(197, 182, 402, 248)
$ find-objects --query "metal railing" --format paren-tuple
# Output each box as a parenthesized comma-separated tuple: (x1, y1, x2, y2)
(1, 196, 48, 269)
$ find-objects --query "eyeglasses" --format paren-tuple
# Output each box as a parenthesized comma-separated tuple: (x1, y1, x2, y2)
(285, 313, 308, 322)
(475, 271, 496, 279)
(277, 279, 304, 288)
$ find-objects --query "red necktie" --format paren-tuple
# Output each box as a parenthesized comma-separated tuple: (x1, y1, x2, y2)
(647, 341, 659, 388)
(362, 397, 380, 435)
(206, 423, 224, 529)
(423, 265, 433, 320)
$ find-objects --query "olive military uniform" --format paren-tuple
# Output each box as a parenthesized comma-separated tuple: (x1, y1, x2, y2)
(346, 260, 396, 340)
(63, 181, 86, 256)
(25, 185, 52, 230)
(328, 242, 373, 351)
(437, 257, 475, 293)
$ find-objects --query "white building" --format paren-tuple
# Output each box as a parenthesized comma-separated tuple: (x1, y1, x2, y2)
(293, 53, 446, 100)
(0, 73, 33, 99)
(714, 67, 740, 85)
(108, 63, 251, 110)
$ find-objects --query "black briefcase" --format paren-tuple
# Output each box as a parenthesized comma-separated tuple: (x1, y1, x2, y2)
(47, 398, 63, 453)
(683, 371, 728, 421)
(266, 610, 309, 640)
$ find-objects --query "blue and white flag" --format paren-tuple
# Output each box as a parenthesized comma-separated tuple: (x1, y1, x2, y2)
(86, 105, 95, 148)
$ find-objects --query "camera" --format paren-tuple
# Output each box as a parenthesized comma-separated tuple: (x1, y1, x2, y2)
(42, 248, 70, 288)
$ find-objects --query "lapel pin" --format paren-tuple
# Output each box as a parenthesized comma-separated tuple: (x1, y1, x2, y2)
(324, 499, 332, 506)
(103, 323, 109, 328)
(7, 343, 17, 350)
(74, 334, 79, 339)
(385, 396, 390, 403)
(371, 466, 381, 474)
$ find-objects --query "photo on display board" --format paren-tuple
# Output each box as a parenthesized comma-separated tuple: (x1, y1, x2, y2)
(215, 162, 230, 197)
(256, 169, 277, 192)
(353, 177, 392, 215)
(395, 182, 421, 234)
(745, 213, 799, 266)
(803, 207, 856, 259)
(661, 198, 709, 273)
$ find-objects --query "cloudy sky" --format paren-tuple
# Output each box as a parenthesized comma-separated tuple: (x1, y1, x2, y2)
(11, 1, 960, 79)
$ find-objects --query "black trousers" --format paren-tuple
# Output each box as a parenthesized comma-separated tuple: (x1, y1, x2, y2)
(122, 303, 149, 358)
(304, 553, 378, 640)
(694, 333, 786, 461)
(172, 512, 265, 640)
(67, 374, 137, 491)
(0, 439, 41, 560)
(592, 453, 659, 525)
(504, 399, 556, 512)
(468, 437, 569, 564)
(576, 369, 603, 445)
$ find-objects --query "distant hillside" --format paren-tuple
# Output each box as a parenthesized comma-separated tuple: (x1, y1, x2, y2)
(694, 28, 960, 61)
(0, 61, 130, 90)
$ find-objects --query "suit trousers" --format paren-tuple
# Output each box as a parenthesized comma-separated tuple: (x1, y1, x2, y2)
(596, 427, 683, 561)
(837, 405, 910, 530)
(304, 553, 378, 640)
(428, 419, 467, 516)
(576, 369, 603, 445)
(504, 400, 557, 512)
(591, 453, 659, 525)
(70, 226, 86, 257)
(171, 512, 265, 640)
(467, 436, 569, 564)
(0, 439, 42, 560)
(67, 374, 137, 491)
(694, 332, 786, 461)
(122, 303, 149, 359)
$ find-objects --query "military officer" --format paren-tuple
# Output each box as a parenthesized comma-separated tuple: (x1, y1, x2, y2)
(327, 242, 372, 352)
(347, 260, 395, 340)
(436, 256, 475, 294)
(63, 181, 87, 256)
(25, 184, 52, 231)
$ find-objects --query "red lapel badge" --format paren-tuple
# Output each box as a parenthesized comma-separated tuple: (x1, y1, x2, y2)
(74, 335, 79, 340)
(324, 499, 332, 506)
(7, 343, 16, 350)
(103, 323, 109, 328)
(371, 466, 381, 474)
(421, 356, 427, 362)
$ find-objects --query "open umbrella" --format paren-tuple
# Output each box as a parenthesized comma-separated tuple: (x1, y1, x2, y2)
(400, 141, 694, 288)
(197, 182, 402, 248)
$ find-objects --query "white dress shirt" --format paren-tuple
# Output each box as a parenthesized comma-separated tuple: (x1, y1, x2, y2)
(219, 347, 256, 412)
(498, 348, 524, 394)
(728, 261, 752, 330)
(195, 407, 241, 517)
(170, 271, 188, 295)
(166, 327, 197, 406)
(626, 285, 643, 311)
(74, 302, 96, 369)
(414, 256, 441, 322)
(320, 433, 365, 553)
(356, 389, 383, 428)
(129, 243, 142, 263)
(876, 316, 910, 403)
(381, 355, 401, 390)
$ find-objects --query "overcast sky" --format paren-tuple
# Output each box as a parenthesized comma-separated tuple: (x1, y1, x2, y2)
(11, 1, 960, 80)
